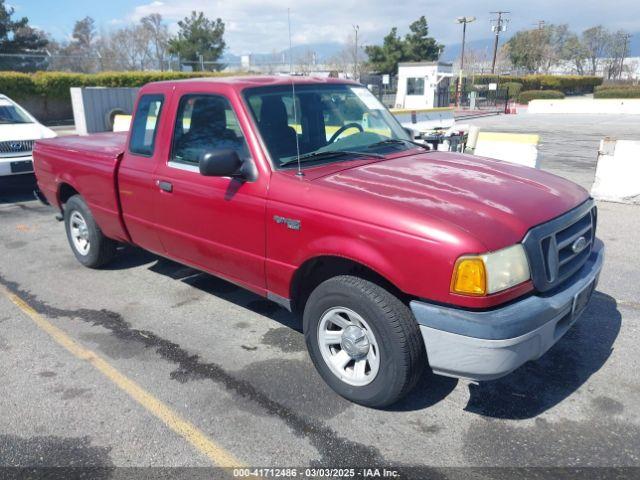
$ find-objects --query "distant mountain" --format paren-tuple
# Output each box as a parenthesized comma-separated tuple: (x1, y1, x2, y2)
(223, 42, 344, 66)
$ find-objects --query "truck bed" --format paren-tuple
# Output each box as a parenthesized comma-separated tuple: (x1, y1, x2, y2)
(33, 132, 130, 243)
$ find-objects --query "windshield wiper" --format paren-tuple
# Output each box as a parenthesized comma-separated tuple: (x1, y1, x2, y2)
(280, 149, 384, 167)
(366, 138, 431, 150)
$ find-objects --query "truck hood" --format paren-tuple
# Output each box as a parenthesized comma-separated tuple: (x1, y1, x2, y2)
(311, 152, 589, 251)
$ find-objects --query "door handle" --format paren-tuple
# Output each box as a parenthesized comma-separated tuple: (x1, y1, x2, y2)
(156, 180, 173, 193)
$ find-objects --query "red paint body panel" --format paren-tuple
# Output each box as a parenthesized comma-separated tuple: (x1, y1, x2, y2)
(33, 76, 589, 310)
(33, 132, 130, 243)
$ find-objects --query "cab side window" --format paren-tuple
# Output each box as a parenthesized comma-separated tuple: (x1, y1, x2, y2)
(129, 94, 163, 156)
(171, 94, 250, 167)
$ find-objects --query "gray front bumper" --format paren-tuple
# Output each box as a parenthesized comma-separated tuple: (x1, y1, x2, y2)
(411, 239, 604, 381)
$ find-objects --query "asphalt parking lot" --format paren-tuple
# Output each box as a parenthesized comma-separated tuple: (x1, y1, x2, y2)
(1, 113, 640, 477)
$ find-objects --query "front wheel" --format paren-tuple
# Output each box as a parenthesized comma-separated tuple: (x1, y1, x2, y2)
(303, 275, 426, 407)
(64, 194, 117, 268)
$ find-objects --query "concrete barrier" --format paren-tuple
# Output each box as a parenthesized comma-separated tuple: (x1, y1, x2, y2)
(528, 98, 640, 114)
(113, 114, 132, 132)
(473, 132, 540, 168)
(591, 138, 640, 204)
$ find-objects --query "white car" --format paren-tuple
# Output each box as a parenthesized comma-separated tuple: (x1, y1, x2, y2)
(0, 95, 56, 177)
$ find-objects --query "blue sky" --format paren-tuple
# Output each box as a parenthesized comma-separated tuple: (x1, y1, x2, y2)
(13, 0, 640, 55)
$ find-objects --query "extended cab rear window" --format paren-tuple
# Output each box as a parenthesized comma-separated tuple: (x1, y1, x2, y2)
(129, 94, 164, 156)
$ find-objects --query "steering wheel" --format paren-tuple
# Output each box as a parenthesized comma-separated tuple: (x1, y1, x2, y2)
(328, 123, 364, 144)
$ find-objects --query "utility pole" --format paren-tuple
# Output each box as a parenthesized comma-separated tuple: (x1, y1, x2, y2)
(619, 33, 631, 80)
(532, 20, 545, 30)
(353, 24, 360, 81)
(455, 16, 476, 106)
(490, 11, 509, 74)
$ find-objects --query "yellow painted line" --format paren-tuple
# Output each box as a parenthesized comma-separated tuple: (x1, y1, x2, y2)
(0, 284, 243, 468)
(477, 132, 540, 145)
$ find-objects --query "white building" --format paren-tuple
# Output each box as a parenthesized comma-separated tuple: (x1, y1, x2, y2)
(394, 62, 453, 109)
(548, 57, 640, 81)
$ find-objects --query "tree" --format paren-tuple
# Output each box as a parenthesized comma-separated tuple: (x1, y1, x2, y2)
(365, 16, 442, 74)
(99, 25, 153, 71)
(365, 27, 404, 74)
(603, 30, 630, 79)
(168, 11, 225, 71)
(506, 24, 570, 74)
(71, 16, 97, 52)
(328, 33, 368, 79)
(582, 26, 609, 75)
(0, 0, 48, 71)
(506, 29, 545, 73)
(92, 14, 170, 72)
(141, 13, 169, 71)
(562, 34, 589, 74)
(54, 16, 99, 72)
(403, 16, 442, 63)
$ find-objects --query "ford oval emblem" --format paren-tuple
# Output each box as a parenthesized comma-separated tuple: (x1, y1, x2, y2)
(571, 236, 587, 254)
(9, 142, 22, 151)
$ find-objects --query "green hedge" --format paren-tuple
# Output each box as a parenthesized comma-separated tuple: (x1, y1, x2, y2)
(0, 71, 238, 101)
(473, 74, 602, 95)
(595, 83, 640, 91)
(594, 87, 640, 99)
(502, 81, 523, 99)
(518, 90, 565, 104)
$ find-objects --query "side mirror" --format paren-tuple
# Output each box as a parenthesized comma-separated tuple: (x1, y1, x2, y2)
(199, 150, 243, 177)
(404, 127, 418, 140)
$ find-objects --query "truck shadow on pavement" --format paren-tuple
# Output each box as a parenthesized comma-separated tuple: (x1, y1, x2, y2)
(464, 291, 621, 419)
(104, 249, 460, 411)
(103, 248, 619, 416)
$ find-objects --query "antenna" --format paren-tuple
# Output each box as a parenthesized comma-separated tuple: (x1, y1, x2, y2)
(288, 8, 303, 177)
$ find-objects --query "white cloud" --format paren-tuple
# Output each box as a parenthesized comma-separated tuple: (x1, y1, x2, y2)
(127, 0, 640, 54)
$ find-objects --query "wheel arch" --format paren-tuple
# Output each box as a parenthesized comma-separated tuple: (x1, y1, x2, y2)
(289, 255, 410, 315)
(57, 181, 80, 208)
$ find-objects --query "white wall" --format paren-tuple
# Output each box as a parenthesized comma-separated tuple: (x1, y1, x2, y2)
(528, 99, 640, 114)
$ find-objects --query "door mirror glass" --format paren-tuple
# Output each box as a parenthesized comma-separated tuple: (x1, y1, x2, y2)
(199, 149, 243, 177)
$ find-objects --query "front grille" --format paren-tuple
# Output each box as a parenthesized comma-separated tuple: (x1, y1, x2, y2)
(0, 140, 34, 154)
(522, 200, 596, 292)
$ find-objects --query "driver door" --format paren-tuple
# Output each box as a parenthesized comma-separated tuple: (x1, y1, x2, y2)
(153, 87, 268, 294)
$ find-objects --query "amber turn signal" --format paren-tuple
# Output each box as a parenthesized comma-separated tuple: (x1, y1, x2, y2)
(451, 257, 487, 296)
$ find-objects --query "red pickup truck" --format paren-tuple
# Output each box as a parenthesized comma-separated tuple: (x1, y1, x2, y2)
(33, 77, 603, 407)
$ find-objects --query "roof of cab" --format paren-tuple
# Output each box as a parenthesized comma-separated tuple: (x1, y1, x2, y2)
(144, 75, 359, 90)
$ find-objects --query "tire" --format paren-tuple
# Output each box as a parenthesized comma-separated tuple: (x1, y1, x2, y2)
(303, 275, 426, 407)
(105, 108, 126, 131)
(64, 194, 117, 268)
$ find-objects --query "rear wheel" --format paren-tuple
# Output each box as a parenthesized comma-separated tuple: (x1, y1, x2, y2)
(303, 275, 426, 407)
(64, 195, 117, 268)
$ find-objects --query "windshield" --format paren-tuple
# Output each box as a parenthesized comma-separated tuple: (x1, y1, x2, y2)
(243, 83, 413, 169)
(0, 101, 33, 124)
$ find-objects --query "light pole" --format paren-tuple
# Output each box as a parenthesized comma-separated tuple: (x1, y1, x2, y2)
(455, 16, 476, 107)
(353, 24, 360, 81)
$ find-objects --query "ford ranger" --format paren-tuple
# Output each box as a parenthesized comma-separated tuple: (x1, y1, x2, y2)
(33, 77, 604, 407)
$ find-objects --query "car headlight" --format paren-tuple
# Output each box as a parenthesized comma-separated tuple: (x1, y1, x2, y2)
(451, 244, 530, 296)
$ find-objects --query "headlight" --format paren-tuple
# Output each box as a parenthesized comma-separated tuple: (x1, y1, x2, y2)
(451, 244, 530, 296)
